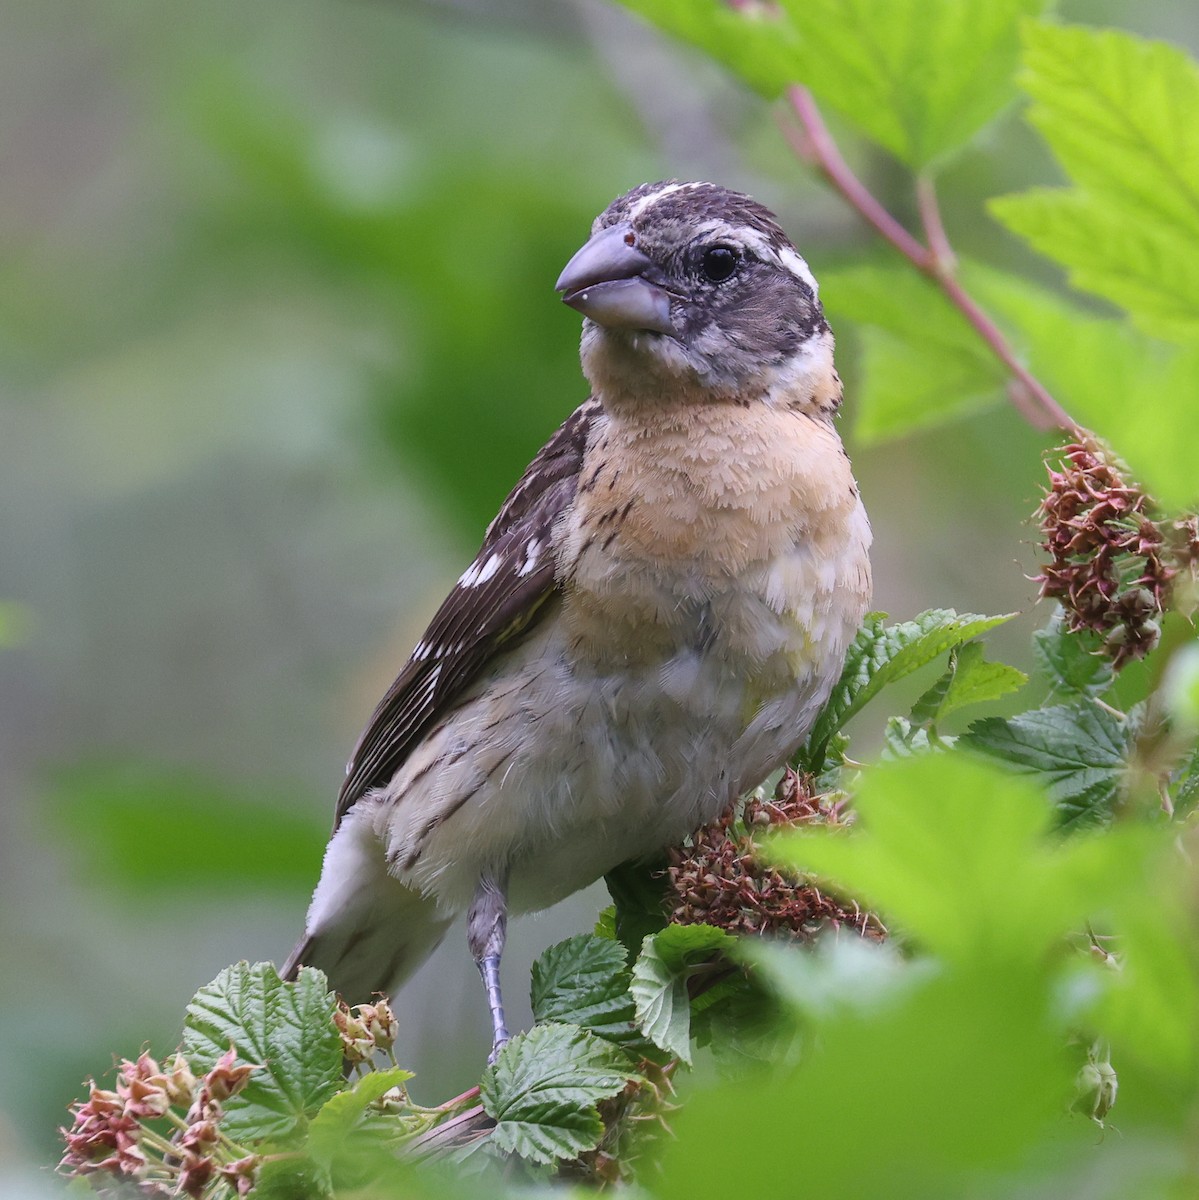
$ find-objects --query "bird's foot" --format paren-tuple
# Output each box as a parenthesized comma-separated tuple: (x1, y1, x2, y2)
(486, 1033, 510, 1067)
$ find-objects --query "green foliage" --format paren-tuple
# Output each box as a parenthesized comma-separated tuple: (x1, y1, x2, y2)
(479, 1024, 640, 1164)
(962, 703, 1130, 828)
(909, 641, 1027, 727)
(306, 1068, 413, 1176)
(774, 756, 1150, 963)
(183, 963, 343, 1142)
(820, 263, 1008, 443)
(629, 925, 736, 1063)
(609, 0, 802, 98)
(603, 856, 670, 959)
(800, 608, 1015, 769)
(991, 23, 1199, 345)
(617, 0, 1049, 167)
(530, 935, 645, 1049)
(986, 22, 1199, 508)
(1033, 607, 1116, 699)
(54, 3, 1199, 1197)
(779, 0, 1050, 168)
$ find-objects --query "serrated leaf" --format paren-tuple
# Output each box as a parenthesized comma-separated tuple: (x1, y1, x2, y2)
(990, 23, 1199, 345)
(991, 188, 1199, 344)
(961, 703, 1129, 828)
(780, 0, 1050, 168)
(531, 935, 642, 1047)
(183, 963, 342, 1142)
(630, 925, 736, 1063)
(593, 906, 618, 941)
(801, 610, 1014, 766)
(613, 0, 802, 97)
(480, 1023, 639, 1164)
(1020, 22, 1199, 240)
(617, 0, 1046, 166)
(306, 1068, 413, 1172)
(1032, 608, 1115, 699)
(914, 641, 1027, 724)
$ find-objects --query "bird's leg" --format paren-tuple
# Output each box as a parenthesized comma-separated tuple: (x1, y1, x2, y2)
(467, 873, 510, 1063)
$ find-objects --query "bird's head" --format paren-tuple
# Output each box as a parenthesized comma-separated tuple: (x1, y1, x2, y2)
(556, 181, 838, 413)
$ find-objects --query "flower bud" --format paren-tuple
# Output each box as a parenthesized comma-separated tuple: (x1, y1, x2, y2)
(358, 1000, 399, 1052)
(205, 1047, 258, 1101)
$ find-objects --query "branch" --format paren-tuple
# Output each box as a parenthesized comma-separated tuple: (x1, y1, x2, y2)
(783, 84, 1077, 434)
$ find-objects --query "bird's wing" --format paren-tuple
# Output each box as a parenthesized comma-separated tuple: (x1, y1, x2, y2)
(332, 398, 600, 829)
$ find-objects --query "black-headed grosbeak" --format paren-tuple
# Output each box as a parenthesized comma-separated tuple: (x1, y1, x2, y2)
(283, 182, 872, 1058)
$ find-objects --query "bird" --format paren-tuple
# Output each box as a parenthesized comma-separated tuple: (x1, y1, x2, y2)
(281, 181, 872, 1059)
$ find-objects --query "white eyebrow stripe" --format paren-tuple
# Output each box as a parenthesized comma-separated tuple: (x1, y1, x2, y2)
(777, 244, 819, 297)
(627, 181, 710, 221)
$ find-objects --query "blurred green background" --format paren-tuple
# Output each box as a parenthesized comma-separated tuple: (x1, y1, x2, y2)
(3, 0, 1197, 1187)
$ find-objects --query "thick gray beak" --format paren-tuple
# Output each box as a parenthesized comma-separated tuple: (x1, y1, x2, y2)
(555, 222, 675, 335)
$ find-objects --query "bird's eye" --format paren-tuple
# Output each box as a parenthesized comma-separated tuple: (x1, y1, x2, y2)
(699, 245, 739, 283)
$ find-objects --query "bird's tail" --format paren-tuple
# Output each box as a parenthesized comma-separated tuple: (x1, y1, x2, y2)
(279, 811, 452, 1004)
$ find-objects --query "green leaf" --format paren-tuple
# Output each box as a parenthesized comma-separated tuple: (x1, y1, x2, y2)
(1032, 608, 1115, 700)
(771, 754, 1156, 964)
(616, 0, 1046, 166)
(961, 703, 1129, 828)
(820, 265, 1007, 443)
(882, 716, 942, 760)
(630, 925, 736, 1064)
(911, 642, 1027, 726)
(306, 1068, 413, 1172)
(991, 187, 1199, 344)
(656, 971, 1069, 1199)
(604, 857, 669, 960)
(593, 905, 618, 941)
(991, 23, 1199, 344)
(971, 264, 1199, 511)
(530, 935, 643, 1047)
(801, 609, 1014, 765)
(183, 963, 343, 1142)
(480, 1023, 639, 1164)
(613, 0, 802, 98)
(664, 753, 1174, 1196)
(1174, 743, 1199, 818)
(780, 0, 1050, 168)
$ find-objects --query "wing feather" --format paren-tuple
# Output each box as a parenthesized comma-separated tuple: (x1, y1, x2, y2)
(332, 399, 599, 828)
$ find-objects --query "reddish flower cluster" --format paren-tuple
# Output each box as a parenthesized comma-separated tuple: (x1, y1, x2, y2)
(59, 1047, 259, 1198)
(1036, 437, 1175, 667)
(664, 768, 884, 941)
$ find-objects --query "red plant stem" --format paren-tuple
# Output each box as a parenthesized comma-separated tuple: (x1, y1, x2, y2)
(784, 84, 1077, 433)
(916, 174, 955, 270)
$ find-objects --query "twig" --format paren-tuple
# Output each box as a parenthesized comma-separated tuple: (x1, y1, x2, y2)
(783, 84, 1077, 434)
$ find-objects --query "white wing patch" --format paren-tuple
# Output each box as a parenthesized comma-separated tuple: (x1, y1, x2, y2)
(518, 538, 543, 577)
(459, 552, 503, 588)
